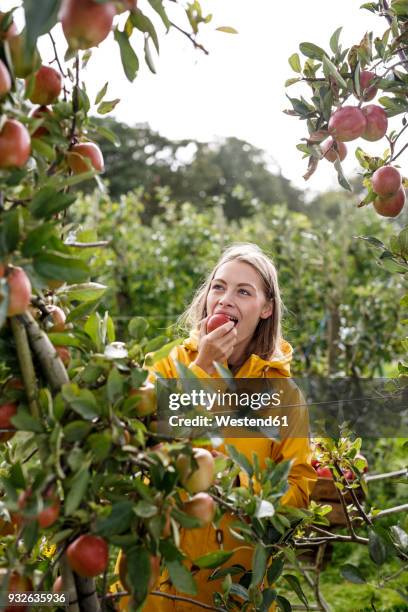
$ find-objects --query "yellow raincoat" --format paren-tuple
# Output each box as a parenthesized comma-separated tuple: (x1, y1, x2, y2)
(112, 334, 317, 610)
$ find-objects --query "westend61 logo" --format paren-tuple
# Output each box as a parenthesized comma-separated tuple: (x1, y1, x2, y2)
(167, 388, 282, 411)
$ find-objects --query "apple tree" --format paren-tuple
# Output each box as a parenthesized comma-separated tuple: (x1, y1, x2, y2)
(0, 2, 330, 612)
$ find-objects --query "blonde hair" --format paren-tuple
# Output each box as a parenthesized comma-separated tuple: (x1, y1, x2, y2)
(178, 243, 284, 361)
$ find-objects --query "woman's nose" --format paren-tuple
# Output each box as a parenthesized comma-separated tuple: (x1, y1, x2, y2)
(218, 292, 234, 306)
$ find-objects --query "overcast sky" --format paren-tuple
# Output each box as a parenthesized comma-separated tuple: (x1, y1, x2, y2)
(6, 0, 402, 193)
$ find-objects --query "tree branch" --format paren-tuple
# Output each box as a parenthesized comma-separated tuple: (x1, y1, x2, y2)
(10, 316, 41, 419)
(169, 21, 209, 55)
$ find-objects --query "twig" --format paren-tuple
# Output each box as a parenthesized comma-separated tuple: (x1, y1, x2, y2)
(64, 241, 111, 248)
(382, 0, 408, 70)
(60, 555, 80, 612)
(103, 590, 226, 611)
(48, 32, 68, 102)
(69, 54, 80, 146)
(370, 503, 408, 520)
(10, 317, 41, 420)
(169, 21, 209, 55)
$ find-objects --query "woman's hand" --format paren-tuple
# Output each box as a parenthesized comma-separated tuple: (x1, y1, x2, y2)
(193, 315, 237, 375)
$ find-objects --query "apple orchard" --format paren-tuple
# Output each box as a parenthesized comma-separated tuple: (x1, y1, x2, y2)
(0, 1, 408, 612)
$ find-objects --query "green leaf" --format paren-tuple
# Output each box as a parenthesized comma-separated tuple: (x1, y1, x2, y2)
(144, 37, 156, 74)
(93, 124, 120, 147)
(64, 467, 90, 515)
(95, 81, 108, 105)
(251, 543, 268, 586)
(148, 339, 181, 365)
(288, 53, 301, 73)
(66, 298, 102, 323)
(134, 500, 158, 518)
(114, 29, 139, 82)
(31, 137, 56, 162)
(61, 383, 100, 420)
(147, 0, 170, 30)
(11, 411, 44, 433)
(166, 560, 197, 595)
(1, 209, 20, 254)
(369, 528, 387, 565)
(216, 26, 238, 34)
(267, 557, 284, 585)
(128, 316, 149, 340)
(95, 501, 134, 536)
(229, 583, 248, 600)
(22, 223, 58, 257)
(0, 278, 8, 329)
(33, 251, 89, 283)
(63, 420, 92, 442)
(194, 550, 233, 569)
(276, 595, 292, 612)
(390, 526, 408, 552)
(127, 546, 151, 603)
(255, 499, 275, 519)
(97, 98, 121, 115)
(299, 42, 327, 60)
(23, 0, 60, 53)
(322, 55, 347, 89)
(87, 432, 112, 461)
(330, 27, 342, 54)
(107, 367, 124, 403)
(226, 444, 253, 477)
(61, 282, 107, 302)
(131, 9, 159, 52)
(283, 574, 308, 607)
(31, 186, 76, 219)
(334, 158, 352, 191)
(341, 563, 366, 584)
(170, 507, 202, 529)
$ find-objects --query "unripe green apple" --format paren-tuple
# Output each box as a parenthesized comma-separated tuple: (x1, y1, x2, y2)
(176, 447, 215, 493)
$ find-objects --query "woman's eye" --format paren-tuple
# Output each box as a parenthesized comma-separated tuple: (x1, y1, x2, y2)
(212, 284, 223, 290)
(239, 288, 250, 295)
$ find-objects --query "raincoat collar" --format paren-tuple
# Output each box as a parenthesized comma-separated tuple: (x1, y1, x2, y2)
(181, 330, 293, 377)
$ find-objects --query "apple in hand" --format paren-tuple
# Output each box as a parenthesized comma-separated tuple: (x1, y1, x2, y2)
(207, 313, 231, 333)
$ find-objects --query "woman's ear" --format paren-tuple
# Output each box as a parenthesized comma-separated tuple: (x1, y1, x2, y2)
(260, 301, 273, 320)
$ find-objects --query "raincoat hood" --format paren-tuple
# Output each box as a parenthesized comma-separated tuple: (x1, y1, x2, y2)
(181, 329, 293, 378)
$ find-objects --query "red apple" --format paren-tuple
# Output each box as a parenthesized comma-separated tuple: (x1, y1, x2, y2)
(0, 119, 31, 169)
(1, 266, 32, 316)
(372, 166, 402, 197)
(26, 65, 62, 105)
(358, 70, 378, 101)
(55, 346, 71, 367)
(1, 571, 33, 612)
(0, 12, 18, 40)
(207, 313, 231, 333)
(321, 137, 347, 162)
(59, 0, 116, 50)
(0, 402, 17, 442)
(342, 469, 355, 481)
(30, 105, 52, 138)
(311, 457, 320, 469)
(183, 492, 216, 526)
(316, 466, 333, 479)
(46, 305, 66, 332)
(0, 59, 11, 97)
(18, 488, 60, 529)
(52, 576, 63, 593)
(373, 188, 406, 217)
(176, 447, 215, 493)
(361, 105, 388, 141)
(67, 534, 109, 577)
(67, 142, 104, 174)
(328, 106, 367, 142)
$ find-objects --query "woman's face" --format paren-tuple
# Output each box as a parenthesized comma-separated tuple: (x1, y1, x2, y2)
(206, 260, 273, 345)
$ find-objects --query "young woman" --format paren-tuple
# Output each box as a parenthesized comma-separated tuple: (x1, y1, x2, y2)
(113, 243, 317, 610)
